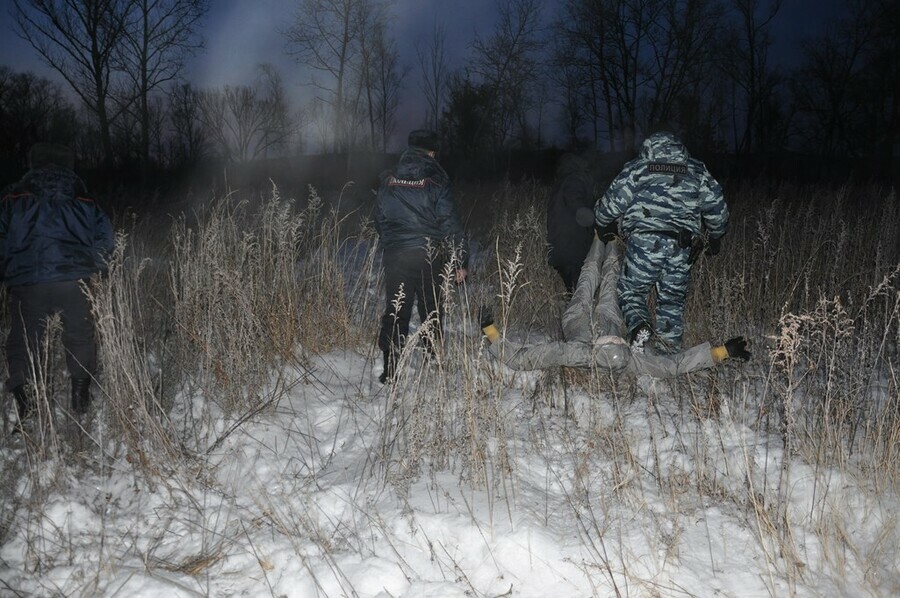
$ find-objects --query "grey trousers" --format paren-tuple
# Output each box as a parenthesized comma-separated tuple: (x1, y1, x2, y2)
(5, 280, 97, 391)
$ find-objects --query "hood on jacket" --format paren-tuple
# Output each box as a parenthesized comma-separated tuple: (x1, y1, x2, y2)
(639, 132, 689, 162)
(13, 165, 86, 202)
(394, 146, 446, 180)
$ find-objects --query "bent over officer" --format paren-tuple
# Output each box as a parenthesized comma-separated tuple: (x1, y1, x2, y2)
(594, 131, 728, 354)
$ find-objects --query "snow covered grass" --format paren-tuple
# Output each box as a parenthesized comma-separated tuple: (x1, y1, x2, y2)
(1, 182, 898, 596)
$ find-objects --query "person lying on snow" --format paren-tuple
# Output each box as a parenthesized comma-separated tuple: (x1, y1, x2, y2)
(479, 237, 750, 379)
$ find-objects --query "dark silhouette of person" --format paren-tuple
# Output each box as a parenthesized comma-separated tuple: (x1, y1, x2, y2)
(373, 130, 469, 383)
(547, 151, 599, 295)
(1, 143, 114, 422)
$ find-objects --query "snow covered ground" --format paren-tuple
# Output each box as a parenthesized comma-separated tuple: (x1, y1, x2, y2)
(1, 345, 897, 597)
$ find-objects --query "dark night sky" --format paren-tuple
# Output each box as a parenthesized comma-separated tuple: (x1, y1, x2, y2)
(0, 0, 845, 150)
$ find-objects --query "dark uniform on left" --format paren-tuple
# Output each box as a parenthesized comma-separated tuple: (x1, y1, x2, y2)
(0, 143, 115, 419)
(374, 130, 468, 383)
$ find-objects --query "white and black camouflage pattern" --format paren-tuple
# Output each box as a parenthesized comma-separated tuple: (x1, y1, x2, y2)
(593, 132, 729, 352)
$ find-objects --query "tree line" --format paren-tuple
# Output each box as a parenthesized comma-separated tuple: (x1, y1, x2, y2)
(1, 0, 897, 187)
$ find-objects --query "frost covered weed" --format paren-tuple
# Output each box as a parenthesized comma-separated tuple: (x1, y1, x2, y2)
(379, 182, 900, 591)
(168, 187, 306, 412)
(687, 186, 900, 463)
(15, 317, 66, 465)
(486, 181, 563, 333)
(766, 272, 900, 475)
(294, 183, 380, 352)
(2, 181, 899, 595)
(87, 236, 179, 469)
(376, 243, 514, 505)
(675, 185, 900, 593)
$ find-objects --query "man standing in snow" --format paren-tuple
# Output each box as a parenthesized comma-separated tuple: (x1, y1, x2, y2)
(594, 131, 728, 354)
(1, 143, 115, 422)
(374, 129, 469, 384)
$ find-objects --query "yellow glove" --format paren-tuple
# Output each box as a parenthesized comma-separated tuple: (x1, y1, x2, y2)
(479, 305, 500, 343)
(711, 345, 729, 363)
(711, 336, 751, 363)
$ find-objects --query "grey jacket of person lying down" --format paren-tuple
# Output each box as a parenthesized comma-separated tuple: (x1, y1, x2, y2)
(485, 238, 718, 379)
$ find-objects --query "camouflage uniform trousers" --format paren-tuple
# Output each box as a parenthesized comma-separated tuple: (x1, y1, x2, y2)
(618, 232, 692, 353)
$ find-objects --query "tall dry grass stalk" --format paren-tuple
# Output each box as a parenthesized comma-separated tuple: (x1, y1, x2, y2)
(167, 185, 310, 412)
(87, 235, 181, 469)
(485, 181, 564, 335)
(374, 249, 497, 488)
(2, 177, 898, 594)
(293, 184, 382, 351)
(677, 184, 899, 592)
(686, 186, 899, 474)
(372, 181, 568, 505)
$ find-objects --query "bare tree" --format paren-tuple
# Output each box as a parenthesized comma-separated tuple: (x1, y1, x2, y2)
(793, 2, 873, 159)
(551, 59, 588, 147)
(551, 0, 610, 148)
(198, 64, 295, 162)
(12, 0, 133, 173)
(355, 0, 388, 151)
(860, 0, 899, 174)
(552, 0, 726, 151)
(0, 66, 77, 164)
(650, 1, 726, 120)
(306, 99, 332, 154)
(118, 0, 208, 178)
(369, 19, 407, 151)
(722, 0, 783, 154)
(588, 0, 651, 149)
(284, 0, 366, 152)
(792, 0, 898, 173)
(416, 22, 449, 132)
(168, 82, 207, 165)
(468, 0, 545, 151)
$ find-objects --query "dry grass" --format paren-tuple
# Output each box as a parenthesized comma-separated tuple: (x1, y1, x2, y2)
(1, 179, 898, 595)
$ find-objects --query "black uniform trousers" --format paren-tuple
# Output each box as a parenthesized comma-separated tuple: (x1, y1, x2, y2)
(5, 279, 97, 391)
(378, 247, 446, 359)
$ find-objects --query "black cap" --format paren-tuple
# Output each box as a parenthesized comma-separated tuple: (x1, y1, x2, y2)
(408, 129, 441, 152)
(29, 142, 75, 170)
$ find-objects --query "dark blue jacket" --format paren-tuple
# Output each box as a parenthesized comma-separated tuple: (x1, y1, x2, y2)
(374, 147, 468, 266)
(0, 166, 114, 287)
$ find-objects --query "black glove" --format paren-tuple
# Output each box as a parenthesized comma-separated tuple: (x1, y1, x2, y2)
(595, 221, 618, 243)
(706, 235, 722, 256)
(688, 236, 705, 265)
(479, 305, 494, 329)
(724, 336, 751, 361)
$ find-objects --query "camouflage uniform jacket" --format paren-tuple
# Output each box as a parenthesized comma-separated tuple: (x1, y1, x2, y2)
(594, 132, 728, 240)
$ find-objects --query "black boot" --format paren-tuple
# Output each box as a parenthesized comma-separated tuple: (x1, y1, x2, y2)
(12, 384, 34, 420)
(379, 351, 396, 384)
(71, 378, 92, 415)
